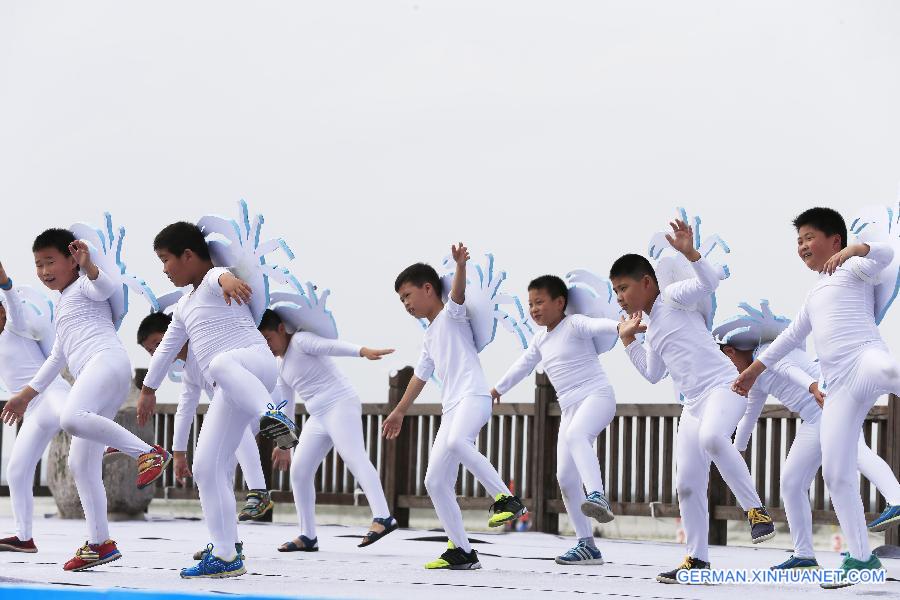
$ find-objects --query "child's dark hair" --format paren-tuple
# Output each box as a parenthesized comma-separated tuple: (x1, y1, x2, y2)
(137, 312, 172, 345)
(792, 207, 847, 249)
(528, 275, 568, 309)
(32, 228, 76, 255)
(394, 263, 443, 295)
(153, 221, 212, 260)
(258, 308, 283, 332)
(609, 253, 658, 284)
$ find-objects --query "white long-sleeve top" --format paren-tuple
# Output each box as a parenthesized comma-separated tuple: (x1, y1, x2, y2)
(29, 269, 126, 392)
(144, 267, 269, 390)
(0, 287, 53, 394)
(733, 345, 821, 450)
(279, 332, 362, 417)
(758, 243, 894, 389)
(414, 298, 491, 412)
(494, 314, 618, 409)
(624, 257, 737, 405)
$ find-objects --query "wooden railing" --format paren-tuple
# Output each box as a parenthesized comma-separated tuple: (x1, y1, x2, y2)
(1, 368, 898, 547)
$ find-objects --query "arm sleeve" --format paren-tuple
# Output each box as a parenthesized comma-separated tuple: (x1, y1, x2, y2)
(143, 312, 190, 390)
(623, 340, 667, 383)
(0, 287, 28, 332)
(569, 315, 619, 339)
(757, 303, 812, 369)
(848, 242, 895, 281)
(664, 257, 721, 306)
(203, 267, 231, 294)
(444, 298, 468, 322)
(413, 347, 435, 382)
(27, 337, 65, 393)
(770, 352, 817, 394)
(734, 388, 767, 451)
(81, 267, 120, 302)
(294, 332, 362, 357)
(495, 343, 542, 395)
(172, 379, 202, 452)
(271, 375, 296, 420)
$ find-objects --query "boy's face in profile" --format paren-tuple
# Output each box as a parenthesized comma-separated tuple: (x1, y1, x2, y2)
(528, 288, 565, 327)
(33, 247, 78, 291)
(156, 248, 193, 288)
(140, 331, 164, 355)
(397, 281, 437, 320)
(611, 274, 655, 315)
(796, 225, 842, 273)
(0, 304, 6, 333)
(260, 323, 289, 358)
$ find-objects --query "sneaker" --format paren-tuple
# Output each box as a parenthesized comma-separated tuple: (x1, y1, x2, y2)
(0, 536, 37, 553)
(771, 555, 819, 570)
(63, 540, 122, 572)
(424, 541, 481, 570)
(193, 542, 244, 561)
(657, 555, 710, 584)
(555, 540, 604, 565)
(867, 504, 900, 532)
(181, 544, 246, 579)
(821, 553, 883, 589)
(747, 506, 775, 543)
(136, 445, 172, 489)
(238, 490, 274, 521)
(258, 401, 298, 450)
(488, 493, 527, 528)
(580, 491, 614, 524)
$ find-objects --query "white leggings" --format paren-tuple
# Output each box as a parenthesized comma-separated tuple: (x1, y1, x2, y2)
(781, 417, 900, 559)
(556, 387, 616, 540)
(290, 399, 390, 539)
(62, 349, 148, 544)
(194, 346, 276, 557)
(7, 379, 68, 540)
(424, 396, 511, 553)
(676, 386, 762, 562)
(820, 344, 900, 560)
(235, 425, 266, 491)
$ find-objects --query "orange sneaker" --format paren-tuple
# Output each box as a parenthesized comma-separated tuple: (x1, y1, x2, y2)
(137, 445, 171, 489)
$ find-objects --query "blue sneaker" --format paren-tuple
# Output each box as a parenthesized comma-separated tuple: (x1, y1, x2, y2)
(770, 555, 819, 570)
(555, 540, 604, 565)
(180, 544, 246, 579)
(867, 504, 900, 532)
(259, 401, 298, 449)
(580, 491, 614, 523)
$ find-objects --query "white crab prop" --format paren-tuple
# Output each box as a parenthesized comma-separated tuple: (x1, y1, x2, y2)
(647, 206, 731, 329)
(564, 269, 624, 354)
(269, 281, 339, 339)
(712, 299, 791, 352)
(427, 253, 529, 352)
(70, 213, 160, 329)
(849, 202, 900, 325)
(3, 285, 56, 358)
(197, 200, 300, 325)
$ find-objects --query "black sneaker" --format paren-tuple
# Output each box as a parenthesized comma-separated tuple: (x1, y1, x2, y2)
(424, 542, 482, 570)
(657, 555, 710, 584)
(488, 493, 527, 527)
(239, 490, 274, 521)
(747, 506, 775, 543)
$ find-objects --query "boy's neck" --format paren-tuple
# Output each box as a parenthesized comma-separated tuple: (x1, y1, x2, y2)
(645, 289, 661, 314)
(424, 301, 445, 323)
(545, 314, 565, 331)
(190, 261, 217, 288)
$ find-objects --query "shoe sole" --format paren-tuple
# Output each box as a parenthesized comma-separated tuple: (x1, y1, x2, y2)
(752, 530, 776, 544)
(358, 522, 399, 548)
(259, 418, 298, 449)
(867, 515, 900, 533)
(181, 566, 246, 579)
(67, 552, 122, 572)
(239, 501, 274, 522)
(580, 501, 615, 524)
(426, 562, 482, 570)
(554, 558, 605, 565)
(656, 575, 678, 584)
(0, 545, 37, 553)
(137, 453, 173, 490)
(488, 507, 527, 528)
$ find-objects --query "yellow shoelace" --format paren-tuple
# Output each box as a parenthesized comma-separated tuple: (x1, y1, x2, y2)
(748, 508, 772, 525)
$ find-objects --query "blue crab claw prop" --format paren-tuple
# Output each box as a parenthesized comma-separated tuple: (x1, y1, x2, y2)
(848, 202, 900, 324)
(712, 299, 791, 350)
(4, 285, 56, 358)
(269, 281, 339, 340)
(70, 213, 159, 329)
(564, 269, 624, 354)
(197, 200, 298, 325)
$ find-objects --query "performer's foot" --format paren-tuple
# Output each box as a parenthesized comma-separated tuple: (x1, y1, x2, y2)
(137, 445, 172, 489)
(580, 491, 614, 523)
(278, 535, 318, 552)
(63, 540, 121, 571)
(656, 555, 710, 584)
(488, 493, 527, 527)
(424, 541, 481, 570)
(554, 540, 604, 565)
(358, 516, 399, 547)
(0, 536, 37, 553)
(259, 401, 298, 450)
(770, 555, 819, 570)
(747, 506, 775, 543)
(820, 554, 883, 589)
(193, 542, 244, 561)
(867, 504, 900, 532)
(181, 544, 246, 579)
(238, 490, 274, 521)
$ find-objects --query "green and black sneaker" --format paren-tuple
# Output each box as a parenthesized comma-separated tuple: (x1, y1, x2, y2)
(488, 493, 527, 528)
(239, 490, 274, 522)
(821, 553, 883, 589)
(424, 542, 481, 570)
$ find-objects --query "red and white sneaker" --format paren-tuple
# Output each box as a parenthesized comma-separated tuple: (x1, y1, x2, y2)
(63, 540, 121, 571)
(137, 445, 171, 489)
(0, 536, 37, 553)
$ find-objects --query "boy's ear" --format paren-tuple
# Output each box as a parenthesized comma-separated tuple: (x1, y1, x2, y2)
(182, 248, 194, 261)
(721, 345, 736, 358)
(278, 322, 286, 336)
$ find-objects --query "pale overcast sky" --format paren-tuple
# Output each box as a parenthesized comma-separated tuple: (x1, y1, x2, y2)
(1, 1, 899, 409)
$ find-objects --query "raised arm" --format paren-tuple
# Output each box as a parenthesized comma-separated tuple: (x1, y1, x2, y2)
(449, 242, 469, 305)
(569, 314, 620, 339)
(823, 241, 895, 279)
(0, 264, 29, 331)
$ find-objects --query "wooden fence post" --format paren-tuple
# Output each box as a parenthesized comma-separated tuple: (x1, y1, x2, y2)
(708, 465, 729, 546)
(530, 372, 559, 534)
(886, 394, 899, 548)
(383, 366, 414, 528)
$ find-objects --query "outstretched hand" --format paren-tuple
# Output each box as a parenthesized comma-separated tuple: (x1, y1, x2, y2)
(361, 347, 395, 361)
(451, 242, 470, 267)
(136, 387, 157, 426)
(617, 312, 646, 344)
(382, 410, 404, 439)
(665, 219, 701, 261)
